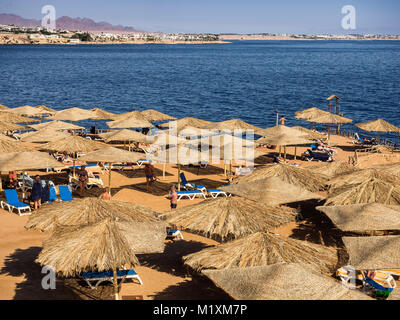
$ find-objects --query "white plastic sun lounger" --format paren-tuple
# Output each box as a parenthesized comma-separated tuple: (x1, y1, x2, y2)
(82, 269, 143, 289)
(207, 189, 229, 198)
(176, 190, 206, 200)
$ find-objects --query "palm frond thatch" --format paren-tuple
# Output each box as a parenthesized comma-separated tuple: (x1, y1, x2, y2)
(202, 119, 263, 133)
(232, 164, 328, 192)
(202, 263, 372, 300)
(20, 128, 72, 143)
(159, 117, 214, 130)
(30, 120, 85, 131)
(140, 109, 177, 122)
(161, 197, 297, 242)
(0, 151, 63, 171)
(308, 161, 358, 178)
(106, 117, 154, 129)
(35, 105, 57, 114)
(183, 232, 338, 274)
(90, 108, 118, 120)
(343, 235, 400, 269)
(8, 105, 48, 117)
(325, 178, 400, 206)
(355, 119, 400, 133)
(0, 120, 24, 132)
(78, 146, 144, 163)
(48, 107, 96, 121)
(291, 126, 327, 140)
(40, 135, 107, 153)
(36, 219, 139, 277)
(317, 203, 400, 232)
(0, 135, 34, 153)
(295, 107, 330, 120)
(307, 113, 352, 124)
(220, 177, 324, 206)
(0, 112, 38, 124)
(368, 162, 400, 177)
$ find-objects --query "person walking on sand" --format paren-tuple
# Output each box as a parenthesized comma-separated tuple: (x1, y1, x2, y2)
(31, 175, 43, 210)
(144, 162, 156, 192)
(168, 185, 178, 210)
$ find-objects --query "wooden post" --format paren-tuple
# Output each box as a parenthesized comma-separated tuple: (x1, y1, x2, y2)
(327, 124, 331, 140)
(294, 146, 297, 160)
(162, 163, 166, 180)
(0, 174, 2, 191)
(283, 146, 287, 161)
(108, 163, 112, 194)
(229, 161, 232, 178)
(278, 146, 281, 157)
(177, 164, 181, 191)
(377, 131, 381, 144)
(224, 163, 227, 176)
(276, 112, 279, 126)
(73, 159, 76, 178)
(113, 268, 119, 300)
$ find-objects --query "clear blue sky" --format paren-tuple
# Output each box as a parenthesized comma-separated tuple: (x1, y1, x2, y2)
(0, 0, 399, 34)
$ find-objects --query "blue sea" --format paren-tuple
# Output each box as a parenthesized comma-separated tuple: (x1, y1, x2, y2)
(0, 40, 399, 140)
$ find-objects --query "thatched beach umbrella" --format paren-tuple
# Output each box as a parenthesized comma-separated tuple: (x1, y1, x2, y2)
(79, 147, 144, 193)
(140, 109, 177, 122)
(151, 133, 187, 146)
(317, 203, 400, 232)
(107, 117, 153, 129)
(160, 117, 213, 130)
(0, 121, 24, 132)
(36, 219, 139, 300)
(162, 197, 297, 242)
(343, 236, 400, 269)
(112, 110, 146, 120)
(368, 162, 400, 177)
(325, 178, 400, 206)
(0, 112, 38, 124)
(20, 128, 72, 143)
(355, 119, 400, 143)
(231, 164, 327, 192)
(308, 161, 358, 178)
(0, 135, 34, 153)
(102, 129, 149, 148)
(35, 105, 56, 114)
(307, 113, 352, 138)
(220, 177, 324, 206)
(8, 105, 49, 117)
(292, 126, 326, 140)
(183, 232, 338, 273)
(203, 119, 264, 134)
(49, 107, 96, 122)
(30, 120, 85, 131)
(202, 263, 372, 300)
(90, 108, 117, 120)
(0, 104, 9, 110)
(295, 107, 330, 120)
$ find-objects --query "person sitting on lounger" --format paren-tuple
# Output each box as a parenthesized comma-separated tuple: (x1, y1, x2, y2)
(78, 166, 89, 196)
(31, 175, 43, 210)
(168, 185, 178, 210)
(144, 162, 156, 193)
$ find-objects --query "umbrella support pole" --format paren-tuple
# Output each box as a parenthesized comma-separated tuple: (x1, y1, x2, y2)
(229, 161, 232, 178)
(73, 159, 76, 178)
(294, 147, 297, 160)
(284, 146, 287, 162)
(162, 163, 166, 180)
(0, 173, 2, 191)
(224, 164, 226, 176)
(177, 164, 181, 191)
(113, 269, 119, 300)
(108, 163, 112, 194)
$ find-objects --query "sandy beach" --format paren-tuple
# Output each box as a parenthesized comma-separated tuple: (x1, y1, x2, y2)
(1, 133, 399, 300)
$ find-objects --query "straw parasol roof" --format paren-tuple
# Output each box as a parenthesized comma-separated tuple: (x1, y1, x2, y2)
(258, 125, 305, 137)
(220, 177, 324, 206)
(231, 164, 327, 192)
(8, 105, 48, 117)
(202, 119, 264, 133)
(151, 132, 187, 146)
(90, 108, 118, 120)
(0, 112, 38, 124)
(101, 129, 149, 143)
(295, 107, 330, 120)
(78, 146, 144, 163)
(49, 107, 97, 121)
(308, 161, 358, 178)
(0, 121, 24, 132)
(0, 104, 9, 110)
(355, 119, 400, 133)
(20, 128, 72, 143)
(368, 162, 400, 177)
(291, 126, 326, 140)
(162, 197, 297, 242)
(140, 109, 177, 122)
(202, 263, 372, 300)
(307, 113, 352, 124)
(183, 232, 338, 273)
(35, 105, 56, 114)
(30, 120, 85, 131)
(317, 203, 400, 232)
(343, 236, 400, 269)
(191, 134, 254, 148)
(325, 178, 400, 206)
(328, 168, 400, 190)
(160, 117, 214, 130)
(40, 135, 107, 154)
(151, 145, 203, 165)
(36, 219, 139, 277)
(256, 134, 313, 146)
(0, 135, 34, 153)
(112, 110, 147, 120)
(106, 116, 154, 129)
(0, 152, 63, 171)
(25, 197, 158, 232)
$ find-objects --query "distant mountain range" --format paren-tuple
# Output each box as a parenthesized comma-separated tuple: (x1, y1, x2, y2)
(0, 13, 140, 33)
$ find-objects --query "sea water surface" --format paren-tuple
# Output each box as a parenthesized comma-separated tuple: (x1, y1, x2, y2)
(0, 40, 399, 138)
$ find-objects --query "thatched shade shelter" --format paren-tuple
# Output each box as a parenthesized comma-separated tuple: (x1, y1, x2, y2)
(0, 135, 34, 153)
(295, 107, 330, 120)
(368, 162, 400, 177)
(0, 121, 23, 132)
(159, 117, 214, 130)
(355, 119, 400, 142)
(36, 219, 139, 300)
(220, 177, 324, 206)
(0, 151, 63, 172)
(231, 164, 327, 192)
(307, 113, 352, 138)
(102, 129, 149, 144)
(49, 107, 96, 122)
(328, 168, 399, 190)
(106, 117, 153, 129)
(183, 232, 338, 273)
(151, 133, 187, 146)
(8, 105, 48, 117)
(317, 203, 400, 232)
(35, 105, 56, 114)
(0, 112, 38, 124)
(41, 135, 107, 154)
(202, 263, 372, 300)
(20, 128, 71, 143)
(79, 147, 144, 193)
(258, 125, 305, 138)
(29, 120, 85, 131)
(343, 236, 400, 269)
(90, 108, 118, 120)
(292, 126, 326, 140)
(140, 109, 177, 122)
(308, 161, 358, 178)
(202, 119, 264, 134)
(0, 104, 9, 110)
(112, 110, 146, 120)
(162, 197, 297, 242)
(325, 178, 400, 206)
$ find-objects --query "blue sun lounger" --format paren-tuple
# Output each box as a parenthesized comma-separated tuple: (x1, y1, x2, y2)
(166, 227, 183, 240)
(176, 190, 206, 200)
(58, 185, 74, 201)
(47, 187, 58, 203)
(82, 269, 143, 289)
(179, 172, 206, 192)
(1, 189, 31, 216)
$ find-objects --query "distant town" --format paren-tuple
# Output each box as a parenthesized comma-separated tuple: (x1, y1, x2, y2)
(0, 24, 399, 45)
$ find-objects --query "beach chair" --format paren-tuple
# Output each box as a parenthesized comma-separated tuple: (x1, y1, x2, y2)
(136, 159, 150, 167)
(166, 227, 183, 240)
(336, 266, 364, 289)
(47, 186, 58, 203)
(82, 269, 143, 289)
(207, 189, 229, 198)
(0, 189, 31, 216)
(69, 175, 104, 190)
(179, 172, 206, 192)
(362, 272, 396, 298)
(176, 190, 206, 200)
(302, 150, 333, 162)
(58, 185, 74, 201)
